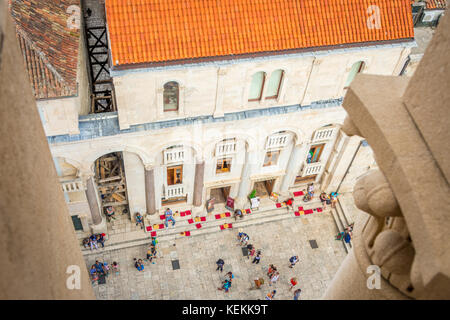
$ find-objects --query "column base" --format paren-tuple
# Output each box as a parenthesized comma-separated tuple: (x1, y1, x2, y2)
(91, 217, 107, 236)
(235, 197, 249, 209)
(192, 206, 204, 216)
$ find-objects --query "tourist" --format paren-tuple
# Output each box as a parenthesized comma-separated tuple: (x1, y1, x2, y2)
(265, 290, 276, 300)
(247, 244, 256, 260)
(216, 258, 225, 272)
(226, 272, 234, 283)
(106, 206, 116, 221)
(320, 192, 329, 209)
(164, 208, 176, 228)
(89, 234, 98, 250)
(134, 258, 144, 271)
(234, 209, 244, 220)
(96, 233, 105, 248)
(252, 250, 262, 264)
(135, 212, 145, 229)
(82, 238, 90, 249)
(218, 279, 232, 293)
(250, 277, 264, 290)
(269, 271, 279, 286)
(147, 245, 156, 264)
(293, 288, 302, 300)
(307, 183, 314, 199)
(289, 277, 298, 290)
(90, 265, 98, 283)
(151, 236, 158, 247)
(240, 233, 250, 246)
(112, 261, 119, 275)
(289, 255, 299, 268)
(94, 260, 105, 275)
(283, 197, 294, 212)
(330, 192, 339, 208)
(267, 264, 277, 278)
(102, 262, 110, 276)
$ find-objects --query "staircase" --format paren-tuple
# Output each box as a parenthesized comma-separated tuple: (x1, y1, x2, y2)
(82, 197, 329, 255)
(330, 199, 353, 253)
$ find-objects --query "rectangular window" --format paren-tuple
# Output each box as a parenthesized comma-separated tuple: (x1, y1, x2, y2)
(163, 82, 179, 111)
(167, 165, 183, 185)
(265, 70, 284, 99)
(216, 158, 232, 174)
(248, 72, 265, 101)
(71, 215, 83, 231)
(307, 144, 325, 164)
(263, 150, 280, 167)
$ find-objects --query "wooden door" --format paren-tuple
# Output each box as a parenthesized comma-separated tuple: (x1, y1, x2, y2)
(167, 166, 183, 185)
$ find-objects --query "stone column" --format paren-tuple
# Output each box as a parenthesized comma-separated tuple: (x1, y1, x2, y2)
(236, 150, 258, 208)
(145, 165, 156, 215)
(85, 175, 102, 225)
(280, 144, 304, 192)
(0, 3, 94, 298)
(193, 159, 205, 208)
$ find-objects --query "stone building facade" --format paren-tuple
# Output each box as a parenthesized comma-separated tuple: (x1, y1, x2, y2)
(11, 0, 415, 235)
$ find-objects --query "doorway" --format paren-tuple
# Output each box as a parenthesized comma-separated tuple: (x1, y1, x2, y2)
(254, 179, 275, 197)
(210, 186, 231, 204)
(94, 152, 129, 218)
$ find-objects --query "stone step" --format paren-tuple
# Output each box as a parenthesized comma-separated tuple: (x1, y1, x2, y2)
(82, 198, 324, 255)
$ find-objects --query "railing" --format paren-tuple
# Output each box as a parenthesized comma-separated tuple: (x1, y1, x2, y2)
(216, 140, 237, 157)
(302, 162, 324, 177)
(312, 127, 336, 142)
(266, 133, 289, 150)
(61, 179, 85, 193)
(164, 184, 185, 198)
(164, 147, 185, 164)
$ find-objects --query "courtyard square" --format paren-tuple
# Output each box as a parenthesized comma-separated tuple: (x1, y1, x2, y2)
(86, 208, 347, 300)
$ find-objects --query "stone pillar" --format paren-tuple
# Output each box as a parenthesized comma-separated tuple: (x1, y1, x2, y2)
(145, 165, 156, 215)
(280, 144, 304, 192)
(236, 150, 258, 208)
(193, 159, 205, 208)
(85, 176, 102, 225)
(0, 3, 94, 298)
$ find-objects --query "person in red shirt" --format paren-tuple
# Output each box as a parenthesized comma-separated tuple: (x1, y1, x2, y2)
(290, 277, 298, 290)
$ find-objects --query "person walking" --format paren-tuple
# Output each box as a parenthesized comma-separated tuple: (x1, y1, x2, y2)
(289, 255, 299, 268)
(218, 280, 231, 293)
(252, 250, 262, 264)
(320, 192, 329, 209)
(289, 277, 298, 290)
(267, 264, 277, 278)
(330, 192, 339, 208)
(293, 288, 302, 300)
(265, 290, 276, 300)
(247, 244, 256, 260)
(146, 247, 156, 264)
(135, 212, 145, 229)
(226, 272, 234, 283)
(269, 271, 279, 286)
(216, 258, 225, 272)
(164, 208, 176, 228)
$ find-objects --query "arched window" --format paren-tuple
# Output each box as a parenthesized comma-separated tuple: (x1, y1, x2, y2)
(265, 69, 284, 99)
(163, 81, 179, 111)
(248, 72, 266, 101)
(344, 61, 365, 88)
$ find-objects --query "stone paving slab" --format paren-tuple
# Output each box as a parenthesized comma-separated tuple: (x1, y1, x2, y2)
(86, 207, 348, 300)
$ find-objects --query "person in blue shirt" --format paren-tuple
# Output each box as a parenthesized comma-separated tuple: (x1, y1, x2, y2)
(134, 258, 144, 271)
(164, 208, 176, 228)
(94, 260, 105, 275)
(135, 212, 144, 229)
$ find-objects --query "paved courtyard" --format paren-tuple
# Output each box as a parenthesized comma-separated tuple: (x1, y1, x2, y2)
(85, 205, 349, 300)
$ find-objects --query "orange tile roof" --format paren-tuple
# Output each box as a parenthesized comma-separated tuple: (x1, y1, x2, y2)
(106, 0, 414, 67)
(424, 0, 447, 9)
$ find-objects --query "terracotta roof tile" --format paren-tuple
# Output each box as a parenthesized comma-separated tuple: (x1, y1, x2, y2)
(106, 0, 414, 67)
(10, 0, 81, 99)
